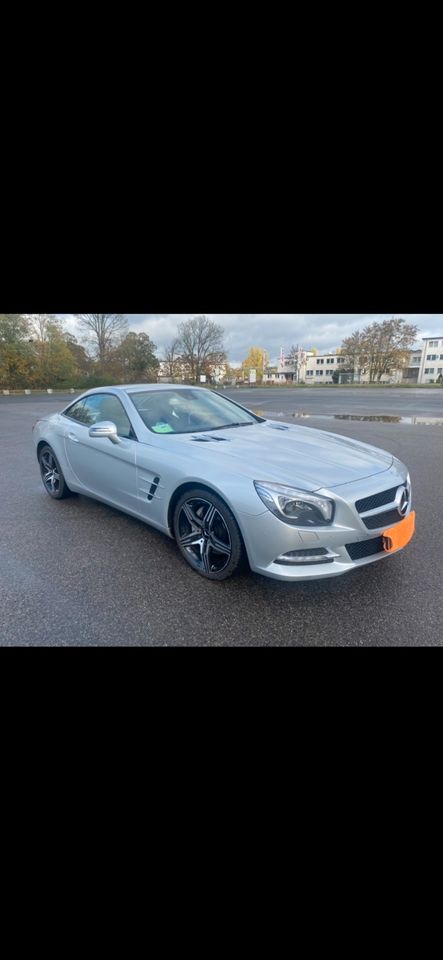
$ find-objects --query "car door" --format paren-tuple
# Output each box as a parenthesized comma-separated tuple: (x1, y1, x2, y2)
(63, 393, 138, 513)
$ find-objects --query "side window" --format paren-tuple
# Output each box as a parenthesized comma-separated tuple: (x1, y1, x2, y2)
(81, 394, 136, 439)
(64, 399, 89, 423)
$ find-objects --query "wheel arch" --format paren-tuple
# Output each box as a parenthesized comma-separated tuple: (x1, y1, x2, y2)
(37, 439, 51, 459)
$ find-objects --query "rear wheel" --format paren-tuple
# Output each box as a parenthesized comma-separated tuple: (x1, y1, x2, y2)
(38, 445, 71, 499)
(173, 488, 244, 581)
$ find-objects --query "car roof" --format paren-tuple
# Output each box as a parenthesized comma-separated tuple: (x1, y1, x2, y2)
(123, 384, 199, 393)
(78, 383, 203, 396)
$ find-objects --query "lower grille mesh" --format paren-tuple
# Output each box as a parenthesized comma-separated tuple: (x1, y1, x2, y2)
(363, 509, 401, 530)
(346, 537, 385, 561)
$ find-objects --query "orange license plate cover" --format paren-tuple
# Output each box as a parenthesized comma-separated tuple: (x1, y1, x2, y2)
(382, 510, 416, 552)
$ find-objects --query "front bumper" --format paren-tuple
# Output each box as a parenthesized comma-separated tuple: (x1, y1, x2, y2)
(238, 467, 413, 581)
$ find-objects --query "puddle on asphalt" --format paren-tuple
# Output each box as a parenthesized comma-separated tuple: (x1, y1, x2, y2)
(253, 410, 443, 426)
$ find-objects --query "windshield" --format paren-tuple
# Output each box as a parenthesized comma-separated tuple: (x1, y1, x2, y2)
(129, 388, 262, 435)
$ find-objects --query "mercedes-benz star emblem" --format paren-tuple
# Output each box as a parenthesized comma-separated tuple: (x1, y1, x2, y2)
(397, 487, 409, 517)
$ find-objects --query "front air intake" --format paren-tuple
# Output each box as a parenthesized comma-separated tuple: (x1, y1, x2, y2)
(275, 548, 336, 566)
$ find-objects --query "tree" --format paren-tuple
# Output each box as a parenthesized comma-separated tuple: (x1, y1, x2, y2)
(27, 315, 77, 387)
(113, 332, 159, 383)
(0, 314, 34, 389)
(341, 318, 419, 382)
(64, 333, 92, 381)
(220, 362, 238, 383)
(0, 313, 32, 344)
(75, 314, 129, 365)
(339, 330, 368, 380)
(366, 318, 419, 382)
(0, 341, 34, 389)
(286, 345, 306, 382)
(177, 316, 225, 383)
(201, 354, 228, 383)
(241, 347, 267, 382)
(163, 338, 182, 379)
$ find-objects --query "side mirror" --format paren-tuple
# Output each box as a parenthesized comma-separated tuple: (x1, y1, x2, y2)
(89, 420, 120, 443)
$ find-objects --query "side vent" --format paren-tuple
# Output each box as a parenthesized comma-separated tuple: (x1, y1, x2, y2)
(147, 476, 160, 501)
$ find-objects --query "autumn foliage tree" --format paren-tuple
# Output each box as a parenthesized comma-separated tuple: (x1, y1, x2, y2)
(64, 334, 92, 383)
(27, 315, 77, 387)
(112, 332, 159, 383)
(341, 318, 419, 382)
(241, 347, 267, 382)
(0, 314, 34, 389)
(0, 314, 160, 389)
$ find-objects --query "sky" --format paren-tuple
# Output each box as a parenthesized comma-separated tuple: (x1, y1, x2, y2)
(59, 315, 443, 367)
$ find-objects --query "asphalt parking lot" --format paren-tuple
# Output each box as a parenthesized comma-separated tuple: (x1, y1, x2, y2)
(1, 389, 442, 646)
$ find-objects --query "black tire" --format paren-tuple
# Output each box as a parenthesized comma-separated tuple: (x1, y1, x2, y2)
(173, 487, 244, 581)
(38, 444, 72, 500)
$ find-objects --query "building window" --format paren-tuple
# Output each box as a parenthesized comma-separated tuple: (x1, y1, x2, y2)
(424, 368, 435, 374)
(428, 341, 439, 347)
(326, 358, 334, 364)
(427, 354, 437, 361)
(307, 370, 313, 376)
(315, 370, 323, 376)
(316, 358, 324, 365)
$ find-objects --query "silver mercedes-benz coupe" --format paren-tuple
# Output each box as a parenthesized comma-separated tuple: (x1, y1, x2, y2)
(32, 384, 415, 581)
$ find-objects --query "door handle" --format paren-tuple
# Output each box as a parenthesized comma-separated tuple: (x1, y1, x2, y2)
(68, 432, 80, 443)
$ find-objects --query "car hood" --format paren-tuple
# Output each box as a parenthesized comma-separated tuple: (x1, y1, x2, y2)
(169, 420, 394, 490)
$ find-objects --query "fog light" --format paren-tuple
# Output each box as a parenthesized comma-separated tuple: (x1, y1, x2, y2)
(275, 548, 337, 565)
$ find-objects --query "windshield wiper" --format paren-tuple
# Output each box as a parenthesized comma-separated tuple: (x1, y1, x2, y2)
(209, 422, 255, 430)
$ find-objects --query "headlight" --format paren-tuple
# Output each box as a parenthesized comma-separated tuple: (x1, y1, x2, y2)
(254, 481, 334, 526)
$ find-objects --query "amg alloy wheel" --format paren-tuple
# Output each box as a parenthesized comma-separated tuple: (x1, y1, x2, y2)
(173, 488, 244, 580)
(38, 445, 71, 500)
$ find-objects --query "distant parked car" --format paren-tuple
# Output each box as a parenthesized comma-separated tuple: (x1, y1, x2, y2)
(33, 384, 415, 581)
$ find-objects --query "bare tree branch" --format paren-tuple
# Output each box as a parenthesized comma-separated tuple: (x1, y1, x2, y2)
(176, 316, 225, 383)
(76, 314, 129, 364)
(163, 338, 182, 379)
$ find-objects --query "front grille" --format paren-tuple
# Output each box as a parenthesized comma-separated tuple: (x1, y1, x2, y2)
(355, 486, 399, 514)
(346, 537, 385, 561)
(363, 508, 402, 530)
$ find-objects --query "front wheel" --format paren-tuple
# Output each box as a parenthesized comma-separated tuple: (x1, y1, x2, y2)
(38, 445, 72, 499)
(173, 488, 244, 580)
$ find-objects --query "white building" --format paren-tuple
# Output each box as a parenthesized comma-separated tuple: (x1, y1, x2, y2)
(305, 352, 348, 383)
(157, 360, 228, 384)
(401, 348, 423, 383)
(264, 338, 443, 385)
(266, 350, 349, 383)
(304, 348, 423, 384)
(416, 336, 443, 384)
(265, 348, 314, 383)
